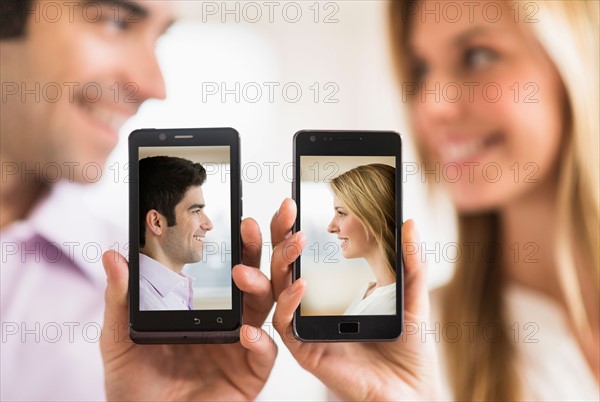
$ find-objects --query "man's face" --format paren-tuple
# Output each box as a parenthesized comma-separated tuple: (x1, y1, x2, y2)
(0, 1, 175, 181)
(163, 185, 214, 267)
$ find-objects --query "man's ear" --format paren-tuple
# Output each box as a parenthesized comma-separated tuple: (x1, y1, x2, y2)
(145, 210, 164, 237)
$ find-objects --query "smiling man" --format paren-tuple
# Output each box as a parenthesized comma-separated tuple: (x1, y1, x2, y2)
(1, 1, 283, 400)
(0, 0, 172, 400)
(138, 156, 214, 311)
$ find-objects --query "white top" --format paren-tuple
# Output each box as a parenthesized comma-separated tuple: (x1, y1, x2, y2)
(430, 284, 599, 401)
(344, 282, 396, 315)
(139, 253, 195, 310)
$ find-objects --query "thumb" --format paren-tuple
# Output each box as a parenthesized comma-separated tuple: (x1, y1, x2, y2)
(401, 219, 430, 318)
(100, 250, 131, 356)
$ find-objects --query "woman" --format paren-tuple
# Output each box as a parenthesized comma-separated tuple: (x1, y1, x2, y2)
(272, 1, 599, 400)
(389, 0, 599, 399)
(326, 164, 396, 315)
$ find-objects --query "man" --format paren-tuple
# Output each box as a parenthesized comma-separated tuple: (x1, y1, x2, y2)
(1, 1, 277, 400)
(138, 156, 213, 310)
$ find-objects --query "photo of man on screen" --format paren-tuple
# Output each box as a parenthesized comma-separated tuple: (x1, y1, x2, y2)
(139, 156, 213, 310)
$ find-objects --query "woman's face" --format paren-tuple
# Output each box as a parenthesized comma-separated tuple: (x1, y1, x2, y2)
(327, 194, 377, 259)
(406, 1, 566, 212)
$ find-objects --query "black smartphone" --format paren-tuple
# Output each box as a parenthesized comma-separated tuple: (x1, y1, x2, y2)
(292, 130, 403, 341)
(128, 128, 242, 343)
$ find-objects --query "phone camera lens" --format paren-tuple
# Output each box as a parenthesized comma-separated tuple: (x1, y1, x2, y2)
(310, 135, 316, 142)
(158, 133, 167, 141)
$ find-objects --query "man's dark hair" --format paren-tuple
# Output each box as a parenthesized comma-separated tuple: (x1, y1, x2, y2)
(139, 156, 207, 247)
(1, 0, 33, 39)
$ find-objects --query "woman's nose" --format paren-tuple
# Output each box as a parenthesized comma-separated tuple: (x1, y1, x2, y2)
(327, 219, 338, 233)
(416, 74, 465, 124)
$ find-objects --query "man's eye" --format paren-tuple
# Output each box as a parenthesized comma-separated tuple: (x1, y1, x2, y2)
(464, 47, 497, 69)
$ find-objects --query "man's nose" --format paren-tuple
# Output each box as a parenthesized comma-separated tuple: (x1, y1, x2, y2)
(201, 215, 214, 232)
(122, 41, 166, 103)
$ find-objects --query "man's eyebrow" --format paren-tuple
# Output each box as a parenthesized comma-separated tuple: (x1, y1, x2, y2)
(188, 204, 205, 210)
(85, 0, 150, 20)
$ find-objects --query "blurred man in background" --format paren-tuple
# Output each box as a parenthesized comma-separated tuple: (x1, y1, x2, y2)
(2, 2, 279, 399)
(1, 1, 174, 399)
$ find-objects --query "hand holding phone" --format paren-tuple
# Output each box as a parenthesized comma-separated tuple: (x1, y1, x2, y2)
(100, 240, 277, 401)
(272, 214, 442, 400)
(270, 131, 442, 400)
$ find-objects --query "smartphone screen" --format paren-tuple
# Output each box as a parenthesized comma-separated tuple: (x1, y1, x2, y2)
(129, 128, 241, 343)
(293, 131, 403, 341)
(137, 146, 232, 311)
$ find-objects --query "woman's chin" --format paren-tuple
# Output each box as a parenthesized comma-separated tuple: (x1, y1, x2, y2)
(341, 250, 359, 259)
(448, 185, 515, 215)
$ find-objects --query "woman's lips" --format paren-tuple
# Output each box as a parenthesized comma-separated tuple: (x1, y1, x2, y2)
(438, 131, 504, 164)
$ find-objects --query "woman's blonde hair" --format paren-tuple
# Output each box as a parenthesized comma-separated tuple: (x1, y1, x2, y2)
(330, 164, 397, 277)
(388, 1, 599, 400)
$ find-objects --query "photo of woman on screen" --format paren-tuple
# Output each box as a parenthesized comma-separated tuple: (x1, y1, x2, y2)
(326, 163, 397, 315)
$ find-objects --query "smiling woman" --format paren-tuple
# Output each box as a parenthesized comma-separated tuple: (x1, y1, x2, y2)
(389, 0, 599, 400)
(328, 164, 397, 316)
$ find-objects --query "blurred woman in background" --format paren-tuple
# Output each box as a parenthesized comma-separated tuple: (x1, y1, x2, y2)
(388, 0, 599, 399)
(272, 1, 599, 400)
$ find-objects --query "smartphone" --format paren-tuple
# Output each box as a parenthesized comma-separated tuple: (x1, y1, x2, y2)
(292, 130, 403, 341)
(128, 128, 242, 343)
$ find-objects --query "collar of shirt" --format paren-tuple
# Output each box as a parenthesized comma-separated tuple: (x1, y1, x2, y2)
(2, 181, 124, 287)
(139, 253, 195, 297)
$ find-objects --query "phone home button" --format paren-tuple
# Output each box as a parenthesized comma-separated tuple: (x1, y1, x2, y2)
(338, 322, 359, 334)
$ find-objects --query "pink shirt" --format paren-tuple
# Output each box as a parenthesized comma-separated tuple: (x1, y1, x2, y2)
(1, 181, 124, 401)
(139, 253, 195, 310)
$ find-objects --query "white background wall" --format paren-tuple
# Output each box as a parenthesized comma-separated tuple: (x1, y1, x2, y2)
(83, 1, 457, 399)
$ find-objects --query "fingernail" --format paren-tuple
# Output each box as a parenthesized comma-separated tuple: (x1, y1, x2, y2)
(276, 200, 286, 216)
(245, 325, 258, 338)
(244, 266, 255, 281)
(413, 221, 421, 244)
(291, 278, 305, 293)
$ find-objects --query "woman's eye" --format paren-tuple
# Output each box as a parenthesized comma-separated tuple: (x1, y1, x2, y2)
(98, 6, 132, 32)
(411, 59, 428, 81)
(104, 17, 129, 31)
(464, 47, 497, 69)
